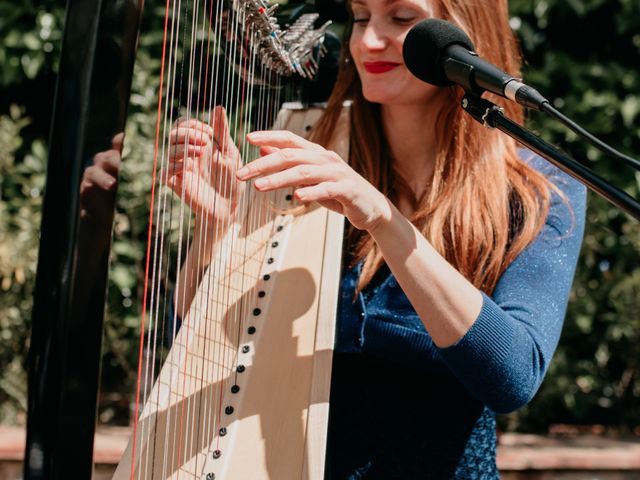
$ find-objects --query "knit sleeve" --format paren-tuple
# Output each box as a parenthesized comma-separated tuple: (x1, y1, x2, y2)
(437, 162, 587, 413)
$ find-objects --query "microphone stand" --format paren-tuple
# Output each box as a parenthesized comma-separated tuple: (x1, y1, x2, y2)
(461, 93, 640, 222)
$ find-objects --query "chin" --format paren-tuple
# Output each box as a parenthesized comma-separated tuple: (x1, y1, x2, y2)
(361, 89, 422, 106)
(361, 83, 440, 106)
(361, 87, 401, 104)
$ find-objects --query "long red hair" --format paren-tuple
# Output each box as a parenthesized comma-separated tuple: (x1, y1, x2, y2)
(311, 0, 554, 295)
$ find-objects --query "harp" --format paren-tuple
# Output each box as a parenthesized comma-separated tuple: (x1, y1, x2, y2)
(25, 0, 347, 478)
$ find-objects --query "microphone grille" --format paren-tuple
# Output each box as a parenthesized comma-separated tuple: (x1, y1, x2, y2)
(403, 18, 475, 87)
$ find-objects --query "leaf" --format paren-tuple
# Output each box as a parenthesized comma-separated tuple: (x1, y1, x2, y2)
(23, 32, 41, 50)
(21, 52, 44, 79)
(9, 104, 25, 121)
(3, 30, 22, 48)
(112, 240, 142, 259)
(620, 95, 640, 128)
(30, 139, 47, 162)
(110, 265, 137, 290)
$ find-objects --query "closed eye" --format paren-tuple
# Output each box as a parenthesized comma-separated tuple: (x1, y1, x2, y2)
(393, 16, 416, 24)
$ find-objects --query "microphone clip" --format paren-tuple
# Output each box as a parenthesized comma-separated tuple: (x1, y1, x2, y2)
(461, 93, 504, 129)
(459, 93, 640, 222)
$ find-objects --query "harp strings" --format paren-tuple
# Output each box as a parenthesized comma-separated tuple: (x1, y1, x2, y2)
(133, 0, 289, 476)
(174, 0, 209, 470)
(131, 0, 177, 475)
(157, 0, 187, 473)
(198, 0, 226, 469)
(142, 0, 188, 473)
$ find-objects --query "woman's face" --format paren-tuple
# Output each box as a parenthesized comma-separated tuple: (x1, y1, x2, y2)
(349, 0, 441, 105)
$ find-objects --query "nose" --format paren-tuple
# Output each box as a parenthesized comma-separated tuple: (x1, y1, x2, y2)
(360, 19, 388, 50)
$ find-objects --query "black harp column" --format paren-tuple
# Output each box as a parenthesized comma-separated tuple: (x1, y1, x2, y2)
(25, 0, 143, 478)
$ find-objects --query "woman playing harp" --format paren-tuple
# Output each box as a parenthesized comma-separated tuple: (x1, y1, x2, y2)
(166, 0, 585, 477)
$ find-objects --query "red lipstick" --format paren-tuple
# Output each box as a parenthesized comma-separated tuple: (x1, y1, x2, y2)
(364, 61, 401, 74)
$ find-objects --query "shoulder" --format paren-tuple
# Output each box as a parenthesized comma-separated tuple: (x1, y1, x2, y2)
(518, 148, 586, 203)
(518, 148, 587, 236)
(489, 149, 587, 312)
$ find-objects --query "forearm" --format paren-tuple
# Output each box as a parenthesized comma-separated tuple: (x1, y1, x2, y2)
(367, 175, 585, 411)
(369, 200, 483, 348)
(368, 202, 550, 412)
(173, 218, 228, 317)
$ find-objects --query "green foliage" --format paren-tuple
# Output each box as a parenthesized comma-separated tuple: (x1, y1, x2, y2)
(503, 0, 640, 432)
(0, 0, 63, 86)
(0, 105, 45, 423)
(1, 0, 639, 431)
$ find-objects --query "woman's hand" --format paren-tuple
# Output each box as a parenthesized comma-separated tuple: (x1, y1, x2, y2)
(238, 130, 392, 232)
(163, 106, 245, 225)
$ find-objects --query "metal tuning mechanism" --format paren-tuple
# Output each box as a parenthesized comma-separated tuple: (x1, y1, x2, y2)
(227, 0, 332, 79)
(283, 14, 332, 78)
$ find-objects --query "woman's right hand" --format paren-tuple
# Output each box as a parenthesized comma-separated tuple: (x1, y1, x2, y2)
(163, 105, 245, 226)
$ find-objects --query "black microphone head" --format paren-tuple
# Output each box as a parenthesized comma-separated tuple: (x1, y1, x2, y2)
(403, 18, 475, 87)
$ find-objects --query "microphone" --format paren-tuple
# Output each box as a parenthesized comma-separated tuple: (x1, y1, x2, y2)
(402, 18, 548, 111)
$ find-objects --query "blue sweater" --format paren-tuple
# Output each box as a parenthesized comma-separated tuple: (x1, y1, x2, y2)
(326, 153, 587, 479)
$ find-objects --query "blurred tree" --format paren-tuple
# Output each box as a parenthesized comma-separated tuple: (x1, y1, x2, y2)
(0, 0, 65, 423)
(0, 105, 45, 423)
(505, 0, 640, 432)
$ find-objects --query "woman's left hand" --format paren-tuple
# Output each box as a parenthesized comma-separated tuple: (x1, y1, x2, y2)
(238, 130, 392, 232)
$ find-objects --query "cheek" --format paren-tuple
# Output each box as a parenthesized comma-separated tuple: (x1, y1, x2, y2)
(398, 29, 410, 47)
(348, 33, 359, 59)
(348, 34, 366, 76)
